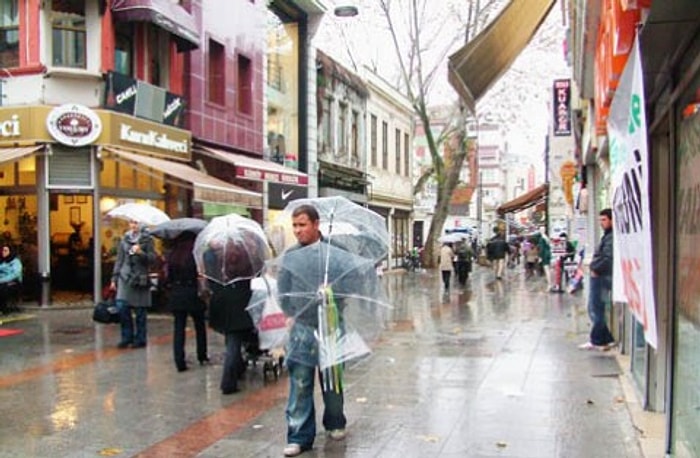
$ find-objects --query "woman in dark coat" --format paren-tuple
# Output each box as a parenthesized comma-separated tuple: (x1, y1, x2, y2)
(165, 233, 208, 372)
(204, 240, 255, 394)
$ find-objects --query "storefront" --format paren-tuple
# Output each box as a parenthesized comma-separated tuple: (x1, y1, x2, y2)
(194, 145, 308, 228)
(0, 104, 261, 306)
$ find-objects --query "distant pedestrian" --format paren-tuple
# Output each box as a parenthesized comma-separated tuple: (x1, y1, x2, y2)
(110, 220, 156, 349)
(164, 233, 208, 372)
(439, 243, 455, 291)
(0, 244, 22, 314)
(579, 209, 616, 351)
(454, 242, 473, 286)
(486, 229, 508, 279)
(537, 229, 552, 290)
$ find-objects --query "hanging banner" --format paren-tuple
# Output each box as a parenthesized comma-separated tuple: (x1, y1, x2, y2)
(553, 79, 572, 136)
(607, 37, 657, 348)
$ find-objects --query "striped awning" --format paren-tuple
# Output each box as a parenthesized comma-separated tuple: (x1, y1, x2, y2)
(448, 0, 556, 112)
(105, 147, 262, 208)
(0, 145, 44, 163)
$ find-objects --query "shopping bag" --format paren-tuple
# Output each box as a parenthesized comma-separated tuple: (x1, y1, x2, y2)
(249, 277, 288, 350)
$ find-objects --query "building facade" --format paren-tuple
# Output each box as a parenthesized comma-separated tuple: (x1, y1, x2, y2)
(569, 0, 700, 455)
(363, 68, 413, 269)
(0, 0, 261, 305)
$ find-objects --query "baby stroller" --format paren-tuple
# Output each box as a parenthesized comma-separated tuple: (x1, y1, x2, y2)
(245, 276, 287, 381)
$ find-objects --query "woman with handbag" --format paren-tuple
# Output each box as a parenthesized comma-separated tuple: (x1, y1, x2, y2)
(110, 219, 156, 349)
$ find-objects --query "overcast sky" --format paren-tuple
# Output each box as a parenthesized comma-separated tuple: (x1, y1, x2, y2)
(316, 0, 570, 163)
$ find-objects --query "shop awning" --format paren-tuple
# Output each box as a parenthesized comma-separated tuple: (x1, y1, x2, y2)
(497, 183, 548, 215)
(111, 0, 200, 51)
(196, 146, 309, 186)
(105, 148, 262, 208)
(448, 0, 556, 112)
(0, 145, 44, 163)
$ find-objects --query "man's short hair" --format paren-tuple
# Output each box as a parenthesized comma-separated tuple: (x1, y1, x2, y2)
(292, 204, 320, 222)
(600, 208, 613, 220)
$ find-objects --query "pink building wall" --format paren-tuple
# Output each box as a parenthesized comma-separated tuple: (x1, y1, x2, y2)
(186, 0, 265, 157)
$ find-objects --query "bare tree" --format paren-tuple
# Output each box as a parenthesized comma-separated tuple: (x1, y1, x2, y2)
(377, 0, 501, 267)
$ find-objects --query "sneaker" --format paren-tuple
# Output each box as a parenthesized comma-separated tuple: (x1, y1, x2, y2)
(578, 342, 596, 350)
(328, 429, 346, 441)
(283, 443, 303, 457)
(600, 342, 617, 352)
(117, 341, 131, 349)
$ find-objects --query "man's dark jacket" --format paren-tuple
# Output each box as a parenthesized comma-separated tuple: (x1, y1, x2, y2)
(590, 228, 613, 277)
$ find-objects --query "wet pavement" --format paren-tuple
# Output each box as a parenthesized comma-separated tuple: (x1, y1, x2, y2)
(0, 266, 650, 457)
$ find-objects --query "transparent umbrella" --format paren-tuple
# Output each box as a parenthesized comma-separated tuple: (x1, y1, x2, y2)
(193, 214, 271, 285)
(259, 241, 390, 392)
(106, 202, 170, 226)
(267, 196, 389, 262)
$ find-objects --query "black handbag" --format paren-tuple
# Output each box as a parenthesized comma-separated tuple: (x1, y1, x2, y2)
(93, 300, 121, 324)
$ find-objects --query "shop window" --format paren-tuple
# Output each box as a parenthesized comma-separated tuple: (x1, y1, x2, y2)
(208, 38, 225, 104)
(0, 160, 14, 186)
(114, 22, 133, 76)
(404, 132, 409, 177)
(370, 114, 377, 167)
(118, 161, 135, 189)
(321, 97, 332, 153)
(18, 156, 35, 186)
(100, 158, 116, 188)
(382, 120, 388, 170)
(337, 102, 347, 155)
(51, 0, 86, 69)
(147, 25, 169, 87)
(237, 53, 253, 115)
(395, 128, 401, 175)
(0, 0, 19, 68)
(351, 110, 359, 166)
(136, 166, 152, 191)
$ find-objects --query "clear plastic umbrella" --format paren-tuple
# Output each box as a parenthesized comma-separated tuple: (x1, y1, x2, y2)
(267, 196, 389, 262)
(193, 214, 270, 285)
(150, 217, 207, 240)
(106, 202, 170, 226)
(259, 241, 391, 392)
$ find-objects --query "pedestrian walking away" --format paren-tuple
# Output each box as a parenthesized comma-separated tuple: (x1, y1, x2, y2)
(579, 208, 616, 351)
(439, 242, 455, 291)
(486, 228, 508, 279)
(110, 219, 157, 349)
(278, 204, 348, 457)
(537, 228, 553, 290)
(163, 233, 208, 372)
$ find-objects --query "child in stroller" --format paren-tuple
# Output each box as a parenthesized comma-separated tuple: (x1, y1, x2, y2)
(244, 276, 287, 381)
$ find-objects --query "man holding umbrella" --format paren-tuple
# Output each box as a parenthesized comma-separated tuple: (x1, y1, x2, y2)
(278, 204, 347, 457)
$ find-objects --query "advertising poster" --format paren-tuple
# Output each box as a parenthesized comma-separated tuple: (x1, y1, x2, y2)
(607, 38, 658, 348)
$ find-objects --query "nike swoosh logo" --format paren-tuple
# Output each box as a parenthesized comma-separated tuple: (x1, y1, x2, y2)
(281, 189, 294, 200)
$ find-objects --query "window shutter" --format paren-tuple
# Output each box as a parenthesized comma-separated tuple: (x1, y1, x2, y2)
(48, 146, 93, 187)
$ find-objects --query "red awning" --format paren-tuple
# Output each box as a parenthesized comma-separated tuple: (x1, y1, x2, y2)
(111, 0, 200, 51)
(497, 183, 549, 215)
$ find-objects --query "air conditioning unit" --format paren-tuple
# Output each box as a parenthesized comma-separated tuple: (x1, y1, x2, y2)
(134, 81, 166, 123)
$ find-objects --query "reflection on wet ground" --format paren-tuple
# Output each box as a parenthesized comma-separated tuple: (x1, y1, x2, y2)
(0, 266, 643, 457)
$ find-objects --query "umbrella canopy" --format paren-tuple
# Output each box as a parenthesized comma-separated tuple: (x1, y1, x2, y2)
(263, 241, 390, 375)
(268, 196, 389, 262)
(150, 217, 207, 240)
(439, 233, 462, 243)
(193, 214, 270, 285)
(106, 203, 170, 226)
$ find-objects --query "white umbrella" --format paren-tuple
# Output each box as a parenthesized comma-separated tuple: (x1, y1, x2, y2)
(439, 233, 462, 243)
(106, 203, 170, 226)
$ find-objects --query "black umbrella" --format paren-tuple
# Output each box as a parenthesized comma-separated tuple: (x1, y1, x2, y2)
(150, 217, 207, 240)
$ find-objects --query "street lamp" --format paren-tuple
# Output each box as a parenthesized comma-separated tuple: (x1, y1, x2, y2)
(334, 5, 359, 17)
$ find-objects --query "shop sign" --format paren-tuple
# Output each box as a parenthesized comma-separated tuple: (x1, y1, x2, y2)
(553, 79, 572, 136)
(0, 114, 20, 138)
(119, 123, 188, 154)
(236, 166, 308, 185)
(268, 182, 308, 209)
(46, 104, 102, 147)
(104, 72, 185, 127)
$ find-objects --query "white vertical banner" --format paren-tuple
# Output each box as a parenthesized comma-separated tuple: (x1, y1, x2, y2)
(607, 37, 658, 348)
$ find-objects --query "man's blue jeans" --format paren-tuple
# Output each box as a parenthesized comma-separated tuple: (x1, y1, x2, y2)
(286, 359, 346, 448)
(117, 299, 147, 346)
(587, 276, 614, 346)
